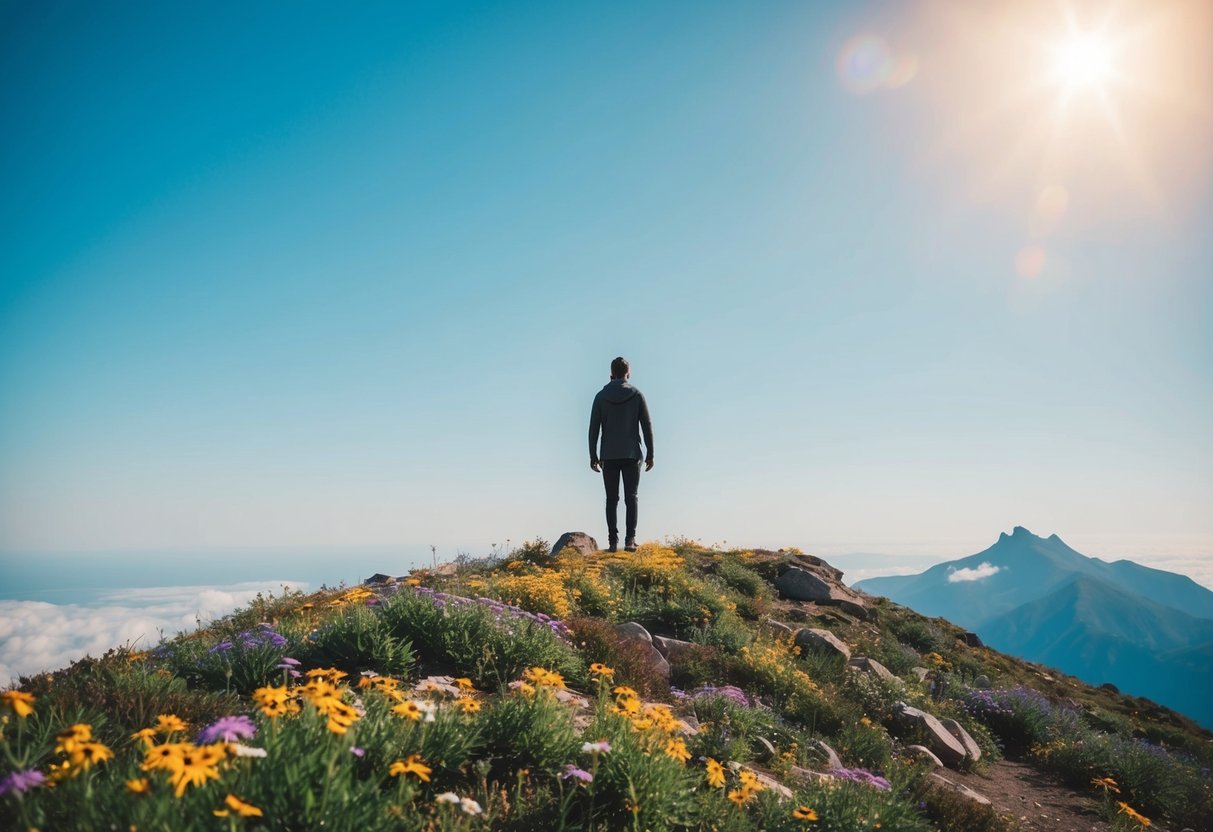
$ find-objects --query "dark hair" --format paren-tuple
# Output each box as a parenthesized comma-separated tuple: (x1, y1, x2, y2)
(610, 356, 630, 379)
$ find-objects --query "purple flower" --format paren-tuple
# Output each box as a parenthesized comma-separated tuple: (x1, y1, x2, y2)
(208, 640, 234, 654)
(692, 685, 751, 708)
(277, 656, 301, 668)
(350, 746, 365, 758)
(832, 767, 891, 791)
(562, 764, 593, 783)
(0, 769, 45, 796)
(197, 714, 257, 744)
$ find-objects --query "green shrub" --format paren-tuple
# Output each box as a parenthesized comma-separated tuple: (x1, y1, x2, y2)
(294, 603, 415, 679)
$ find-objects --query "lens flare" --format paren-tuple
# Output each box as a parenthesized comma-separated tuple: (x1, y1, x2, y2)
(836, 35, 917, 94)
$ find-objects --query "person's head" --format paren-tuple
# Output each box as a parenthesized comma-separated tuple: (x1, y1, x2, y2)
(610, 356, 630, 380)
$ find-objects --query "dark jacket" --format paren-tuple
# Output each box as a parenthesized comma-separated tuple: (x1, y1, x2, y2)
(589, 379, 654, 463)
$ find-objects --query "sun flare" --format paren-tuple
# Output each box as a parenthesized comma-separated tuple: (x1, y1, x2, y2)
(1051, 32, 1114, 92)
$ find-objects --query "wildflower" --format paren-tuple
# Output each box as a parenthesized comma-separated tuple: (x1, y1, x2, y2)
(581, 740, 612, 754)
(214, 794, 263, 818)
(0, 769, 45, 796)
(390, 754, 432, 782)
(859, 716, 872, 727)
(832, 767, 891, 791)
(1091, 776, 1120, 794)
(453, 677, 474, 691)
(460, 797, 483, 815)
(0, 690, 35, 718)
(1117, 802, 1151, 827)
(228, 744, 267, 758)
(55, 723, 93, 754)
(350, 746, 365, 758)
(169, 745, 224, 797)
(436, 792, 461, 805)
(197, 715, 257, 744)
(143, 742, 190, 772)
(727, 788, 754, 806)
(68, 741, 114, 771)
(253, 685, 298, 718)
(523, 666, 566, 689)
(278, 656, 301, 667)
(563, 764, 594, 783)
(155, 714, 188, 735)
(131, 727, 157, 748)
(738, 769, 761, 791)
(392, 700, 425, 721)
(792, 805, 819, 821)
(705, 757, 726, 788)
(456, 697, 481, 714)
(613, 685, 639, 699)
(589, 663, 615, 678)
(664, 737, 692, 764)
(126, 777, 151, 795)
(208, 640, 234, 654)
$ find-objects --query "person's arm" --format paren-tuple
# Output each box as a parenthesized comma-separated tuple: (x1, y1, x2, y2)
(639, 394, 654, 469)
(588, 396, 602, 471)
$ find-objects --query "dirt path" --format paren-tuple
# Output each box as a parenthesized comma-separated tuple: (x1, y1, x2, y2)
(940, 759, 1113, 832)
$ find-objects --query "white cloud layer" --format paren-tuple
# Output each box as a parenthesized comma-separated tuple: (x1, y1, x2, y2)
(948, 562, 1002, 583)
(0, 581, 307, 685)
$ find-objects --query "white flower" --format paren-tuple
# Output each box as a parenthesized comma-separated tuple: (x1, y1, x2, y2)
(418, 700, 437, 723)
(581, 740, 612, 754)
(436, 792, 461, 805)
(229, 743, 268, 758)
(460, 797, 483, 815)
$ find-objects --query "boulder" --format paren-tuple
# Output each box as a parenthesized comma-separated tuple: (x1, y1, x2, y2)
(837, 599, 871, 621)
(848, 657, 895, 682)
(652, 635, 696, 660)
(727, 762, 794, 800)
(775, 567, 836, 603)
(761, 619, 796, 639)
(794, 628, 851, 661)
(788, 766, 836, 784)
(892, 703, 967, 768)
(791, 553, 844, 582)
(928, 773, 991, 806)
(365, 573, 396, 585)
(960, 632, 984, 648)
(615, 622, 653, 643)
(753, 736, 777, 761)
(938, 718, 982, 763)
(973, 674, 991, 689)
(808, 739, 842, 770)
(905, 744, 944, 768)
(910, 667, 931, 682)
(551, 532, 599, 558)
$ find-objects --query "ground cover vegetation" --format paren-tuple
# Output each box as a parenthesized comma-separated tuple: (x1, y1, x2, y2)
(3, 539, 1211, 830)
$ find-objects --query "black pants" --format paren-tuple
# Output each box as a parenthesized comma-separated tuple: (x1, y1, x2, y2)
(602, 458, 641, 543)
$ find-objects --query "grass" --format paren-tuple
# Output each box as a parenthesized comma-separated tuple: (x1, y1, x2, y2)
(2, 540, 1210, 831)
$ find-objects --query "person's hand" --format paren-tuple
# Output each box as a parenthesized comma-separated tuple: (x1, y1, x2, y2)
(591, 460, 601, 472)
(645, 459, 654, 472)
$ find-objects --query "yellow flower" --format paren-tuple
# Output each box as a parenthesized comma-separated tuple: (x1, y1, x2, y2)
(456, 697, 481, 714)
(727, 787, 754, 806)
(142, 742, 191, 773)
(589, 663, 615, 678)
(664, 737, 691, 763)
(131, 727, 157, 748)
(155, 714, 188, 735)
(0, 690, 35, 718)
(738, 769, 761, 791)
(859, 716, 872, 727)
(1091, 776, 1120, 794)
(169, 745, 223, 797)
(1117, 802, 1151, 827)
(252, 685, 298, 718)
(68, 742, 114, 771)
(392, 701, 424, 721)
(389, 754, 432, 782)
(126, 777, 151, 795)
(523, 667, 566, 689)
(215, 794, 263, 818)
(55, 723, 93, 754)
(705, 757, 726, 788)
(453, 677, 474, 691)
(612, 685, 639, 699)
(793, 805, 819, 821)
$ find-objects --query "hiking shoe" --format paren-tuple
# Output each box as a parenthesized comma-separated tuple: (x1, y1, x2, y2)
(624, 539, 638, 552)
(607, 540, 619, 553)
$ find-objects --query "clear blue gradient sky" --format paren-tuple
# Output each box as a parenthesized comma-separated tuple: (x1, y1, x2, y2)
(2, 1, 1211, 566)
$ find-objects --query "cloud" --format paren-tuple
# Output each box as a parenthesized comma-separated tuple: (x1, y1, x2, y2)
(947, 562, 1002, 583)
(0, 580, 308, 685)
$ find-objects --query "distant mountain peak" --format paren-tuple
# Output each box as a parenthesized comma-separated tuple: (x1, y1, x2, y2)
(1000, 525, 1040, 542)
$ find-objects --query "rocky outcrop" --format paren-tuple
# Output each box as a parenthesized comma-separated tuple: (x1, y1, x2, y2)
(905, 744, 944, 768)
(847, 657, 894, 682)
(614, 621, 669, 678)
(615, 622, 653, 643)
(938, 717, 982, 763)
(794, 628, 851, 661)
(928, 772, 991, 806)
(892, 703, 968, 768)
(550, 532, 599, 558)
(775, 565, 869, 618)
(807, 739, 842, 770)
(652, 635, 696, 661)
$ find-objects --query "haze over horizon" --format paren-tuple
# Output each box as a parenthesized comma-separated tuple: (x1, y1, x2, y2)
(3, 3, 1211, 590)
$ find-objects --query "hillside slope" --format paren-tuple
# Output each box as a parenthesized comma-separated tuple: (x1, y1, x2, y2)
(3, 537, 1211, 832)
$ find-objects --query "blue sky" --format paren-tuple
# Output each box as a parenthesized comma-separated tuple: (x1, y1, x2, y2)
(2, 0, 1211, 575)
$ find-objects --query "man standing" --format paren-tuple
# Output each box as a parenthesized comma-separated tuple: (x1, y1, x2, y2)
(589, 356, 654, 552)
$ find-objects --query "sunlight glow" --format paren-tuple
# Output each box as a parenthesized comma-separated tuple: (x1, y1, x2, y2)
(1052, 33, 1114, 92)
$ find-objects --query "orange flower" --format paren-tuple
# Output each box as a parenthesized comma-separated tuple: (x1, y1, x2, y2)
(389, 754, 432, 782)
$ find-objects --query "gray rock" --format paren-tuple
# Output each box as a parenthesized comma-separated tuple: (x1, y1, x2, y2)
(615, 621, 653, 643)
(938, 718, 982, 763)
(905, 744, 944, 768)
(727, 762, 793, 800)
(788, 766, 836, 784)
(929, 772, 991, 806)
(961, 632, 984, 648)
(652, 635, 696, 660)
(791, 554, 845, 582)
(848, 657, 895, 681)
(640, 643, 670, 679)
(892, 703, 967, 768)
(551, 532, 599, 558)
(973, 674, 991, 689)
(794, 628, 851, 661)
(365, 573, 396, 585)
(837, 599, 871, 621)
(808, 739, 842, 770)
(910, 667, 931, 682)
(775, 567, 836, 602)
(762, 619, 796, 638)
(753, 736, 777, 761)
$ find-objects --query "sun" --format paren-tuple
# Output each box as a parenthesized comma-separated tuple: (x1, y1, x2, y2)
(1051, 32, 1115, 92)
